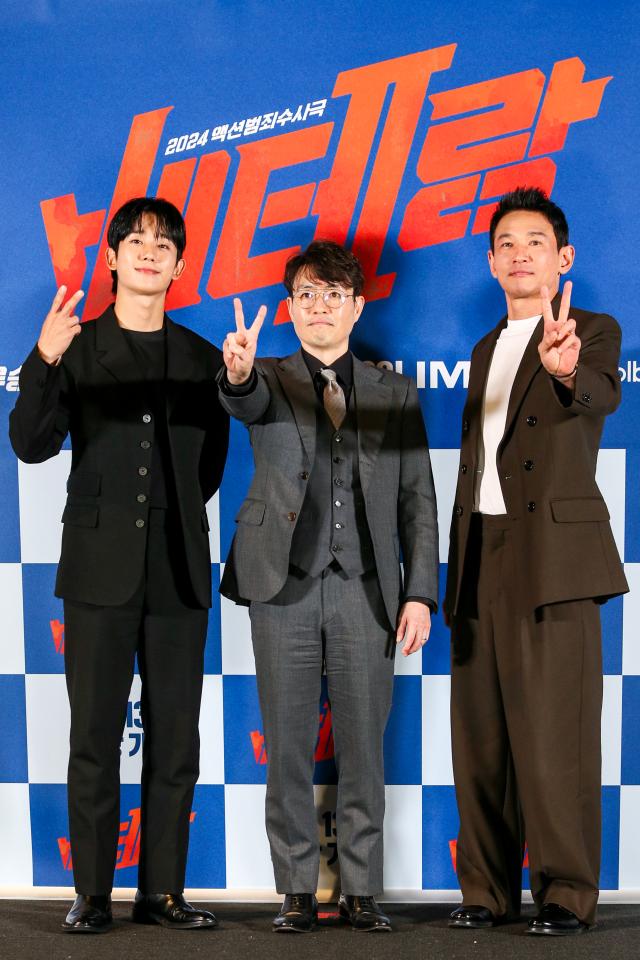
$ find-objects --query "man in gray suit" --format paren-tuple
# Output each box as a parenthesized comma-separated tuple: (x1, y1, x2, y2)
(218, 241, 438, 932)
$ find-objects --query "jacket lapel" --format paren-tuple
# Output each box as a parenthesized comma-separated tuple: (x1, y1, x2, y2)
(94, 306, 143, 385)
(352, 356, 392, 496)
(274, 351, 317, 465)
(165, 317, 196, 416)
(500, 316, 544, 447)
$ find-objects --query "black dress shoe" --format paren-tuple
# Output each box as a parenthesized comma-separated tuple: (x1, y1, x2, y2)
(272, 893, 318, 932)
(338, 894, 392, 932)
(448, 904, 497, 928)
(527, 902, 589, 936)
(61, 894, 113, 934)
(132, 891, 218, 929)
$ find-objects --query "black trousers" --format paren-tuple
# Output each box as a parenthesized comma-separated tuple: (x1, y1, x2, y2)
(64, 509, 208, 895)
(451, 514, 602, 924)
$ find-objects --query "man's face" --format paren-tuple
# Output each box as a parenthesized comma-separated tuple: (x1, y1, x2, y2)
(106, 213, 184, 296)
(286, 270, 364, 356)
(488, 210, 574, 302)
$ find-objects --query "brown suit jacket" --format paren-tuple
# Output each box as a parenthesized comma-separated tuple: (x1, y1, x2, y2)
(444, 298, 628, 616)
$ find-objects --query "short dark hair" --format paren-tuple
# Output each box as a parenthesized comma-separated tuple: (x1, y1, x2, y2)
(284, 240, 365, 297)
(489, 187, 569, 251)
(106, 197, 186, 293)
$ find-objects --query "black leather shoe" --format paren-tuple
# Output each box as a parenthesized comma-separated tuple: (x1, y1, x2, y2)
(272, 893, 318, 932)
(448, 904, 497, 928)
(527, 902, 589, 936)
(132, 891, 218, 929)
(61, 894, 113, 933)
(338, 894, 392, 931)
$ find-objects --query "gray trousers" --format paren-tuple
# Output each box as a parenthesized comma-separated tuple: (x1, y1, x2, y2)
(249, 564, 395, 895)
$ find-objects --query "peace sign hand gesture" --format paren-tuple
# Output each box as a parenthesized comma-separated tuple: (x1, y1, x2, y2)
(37, 286, 84, 365)
(538, 281, 581, 380)
(223, 298, 267, 385)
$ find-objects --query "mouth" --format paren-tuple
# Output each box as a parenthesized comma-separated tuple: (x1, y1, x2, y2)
(135, 268, 160, 275)
(509, 270, 535, 277)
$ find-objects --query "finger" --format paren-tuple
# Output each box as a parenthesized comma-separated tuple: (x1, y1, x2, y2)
(540, 284, 555, 329)
(49, 285, 67, 314)
(556, 318, 576, 340)
(249, 305, 267, 338)
(402, 624, 420, 655)
(233, 297, 247, 334)
(396, 614, 407, 643)
(557, 335, 580, 356)
(558, 280, 572, 327)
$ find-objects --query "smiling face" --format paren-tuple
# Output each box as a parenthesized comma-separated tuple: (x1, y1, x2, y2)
(488, 209, 574, 318)
(105, 212, 185, 298)
(287, 269, 364, 363)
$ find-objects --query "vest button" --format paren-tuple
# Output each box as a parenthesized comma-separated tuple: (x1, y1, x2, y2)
(135, 519, 145, 528)
(334, 500, 342, 507)
(142, 413, 152, 424)
(526, 415, 537, 426)
(334, 478, 344, 486)
(299, 471, 309, 480)
(334, 435, 343, 443)
(138, 466, 148, 477)
(524, 460, 534, 471)
(136, 494, 147, 503)
(527, 501, 536, 512)
(331, 544, 342, 553)
(333, 457, 343, 464)
(335, 523, 343, 529)
(287, 512, 297, 522)
(140, 440, 151, 450)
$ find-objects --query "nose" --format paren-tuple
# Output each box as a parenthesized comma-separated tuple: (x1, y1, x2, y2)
(311, 292, 329, 313)
(512, 243, 531, 261)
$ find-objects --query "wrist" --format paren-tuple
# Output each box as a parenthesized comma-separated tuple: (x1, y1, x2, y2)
(553, 364, 578, 382)
(37, 345, 61, 366)
(227, 369, 252, 386)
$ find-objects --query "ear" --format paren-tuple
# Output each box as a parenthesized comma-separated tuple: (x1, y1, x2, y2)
(487, 248, 498, 279)
(286, 296, 294, 322)
(172, 258, 186, 281)
(558, 244, 575, 276)
(105, 247, 118, 271)
(353, 295, 365, 322)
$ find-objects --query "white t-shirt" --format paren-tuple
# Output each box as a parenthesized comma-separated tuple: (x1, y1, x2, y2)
(475, 315, 541, 514)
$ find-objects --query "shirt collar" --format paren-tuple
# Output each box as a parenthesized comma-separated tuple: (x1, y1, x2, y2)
(301, 348, 353, 388)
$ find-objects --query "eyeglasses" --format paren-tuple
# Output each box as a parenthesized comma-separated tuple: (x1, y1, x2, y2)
(292, 288, 355, 309)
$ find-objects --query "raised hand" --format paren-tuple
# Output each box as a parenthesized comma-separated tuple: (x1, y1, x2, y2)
(223, 298, 267, 384)
(37, 286, 84, 365)
(538, 281, 581, 379)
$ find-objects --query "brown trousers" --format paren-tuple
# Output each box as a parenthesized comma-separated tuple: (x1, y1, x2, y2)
(451, 513, 602, 925)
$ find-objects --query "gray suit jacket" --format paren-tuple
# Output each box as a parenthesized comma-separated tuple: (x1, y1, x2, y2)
(218, 349, 439, 629)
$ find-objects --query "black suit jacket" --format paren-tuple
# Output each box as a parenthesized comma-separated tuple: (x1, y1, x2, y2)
(444, 300, 628, 616)
(9, 306, 229, 607)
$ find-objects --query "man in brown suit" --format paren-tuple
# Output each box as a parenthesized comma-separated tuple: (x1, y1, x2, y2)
(444, 187, 628, 936)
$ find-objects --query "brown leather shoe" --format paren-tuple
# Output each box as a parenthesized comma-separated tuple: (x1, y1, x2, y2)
(527, 903, 589, 936)
(448, 904, 497, 928)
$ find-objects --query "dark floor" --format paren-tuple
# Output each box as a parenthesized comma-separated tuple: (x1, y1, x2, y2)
(1, 901, 639, 960)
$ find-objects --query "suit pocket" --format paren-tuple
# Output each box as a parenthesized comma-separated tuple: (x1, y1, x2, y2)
(62, 503, 99, 527)
(235, 499, 266, 526)
(550, 497, 610, 523)
(66, 471, 101, 497)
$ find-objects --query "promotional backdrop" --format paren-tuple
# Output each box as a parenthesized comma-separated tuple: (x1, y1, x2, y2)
(1, 1, 639, 898)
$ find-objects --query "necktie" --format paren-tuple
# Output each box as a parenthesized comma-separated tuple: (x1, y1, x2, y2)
(319, 368, 346, 430)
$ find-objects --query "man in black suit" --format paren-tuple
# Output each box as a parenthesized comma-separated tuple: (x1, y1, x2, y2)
(10, 198, 229, 933)
(445, 188, 628, 936)
(218, 241, 439, 932)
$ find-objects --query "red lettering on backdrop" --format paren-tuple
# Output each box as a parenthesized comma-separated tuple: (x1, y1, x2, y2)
(471, 157, 557, 234)
(167, 151, 230, 310)
(312, 46, 456, 303)
(40, 196, 105, 307)
(83, 107, 174, 319)
(529, 58, 612, 156)
(207, 123, 333, 318)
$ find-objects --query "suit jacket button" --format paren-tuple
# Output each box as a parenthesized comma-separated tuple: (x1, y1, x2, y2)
(299, 471, 309, 480)
(526, 415, 537, 426)
(135, 519, 145, 528)
(524, 460, 534, 471)
(287, 512, 297, 521)
(334, 434, 343, 443)
(140, 440, 151, 450)
(455, 505, 463, 517)
(462, 419, 470, 433)
(582, 392, 592, 403)
(138, 466, 148, 477)
(136, 494, 147, 503)
(460, 464, 467, 474)
(527, 501, 536, 512)
(142, 413, 152, 423)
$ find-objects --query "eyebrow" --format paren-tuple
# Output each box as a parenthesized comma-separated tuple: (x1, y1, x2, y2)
(496, 230, 549, 240)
